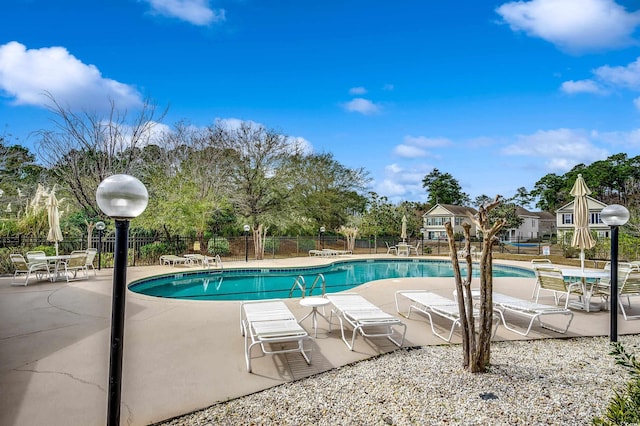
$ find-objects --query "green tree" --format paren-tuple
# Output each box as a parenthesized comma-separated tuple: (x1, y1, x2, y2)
(531, 173, 568, 212)
(422, 168, 470, 206)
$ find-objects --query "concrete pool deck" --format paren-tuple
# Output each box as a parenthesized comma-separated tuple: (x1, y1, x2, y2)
(1, 254, 639, 426)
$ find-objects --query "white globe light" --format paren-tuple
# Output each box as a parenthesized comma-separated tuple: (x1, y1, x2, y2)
(96, 174, 148, 219)
(600, 204, 630, 227)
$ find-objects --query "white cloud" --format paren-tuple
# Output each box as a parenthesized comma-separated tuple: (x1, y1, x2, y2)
(560, 79, 606, 94)
(349, 86, 367, 95)
(0, 41, 142, 111)
(496, 0, 640, 53)
(593, 58, 640, 89)
(634, 97, 640, 110)
(394, 144, 427, 157)
(593, 128, 640, 147)
(143, 0, 225, 26)
(502, 128, 609, 172)
(287, 136, 313, 155)
(403, 135, 452, 148)
(342, 98, 381, 115)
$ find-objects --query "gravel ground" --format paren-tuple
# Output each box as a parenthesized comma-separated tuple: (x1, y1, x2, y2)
(158, 335, 640, 426)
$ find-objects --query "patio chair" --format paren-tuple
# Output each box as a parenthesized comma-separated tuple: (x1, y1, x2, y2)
(26, 250, 47, 263)
(84, 248, 98, 276)
(10, 253, 51, 286)
(411, 241, 421, 256)
(395, 290, 498, 342)
(492, 292, 574, 335)
(385, 242, 397, 255)
(240, 299, 312, 373)
(618, 269, 640, 320)
(530, 258, 553, 298)
(326, 292, 406, 350)
(534, 266, 583, 309)
(62, 250, 89, 282)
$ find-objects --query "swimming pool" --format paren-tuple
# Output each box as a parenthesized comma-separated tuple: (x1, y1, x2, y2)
(129, 258, 534, 301)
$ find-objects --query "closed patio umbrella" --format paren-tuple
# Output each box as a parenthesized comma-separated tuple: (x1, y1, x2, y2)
(570, 174, 595, 270)
(401, 215, 407, 242)
(47, 190, 63, 255)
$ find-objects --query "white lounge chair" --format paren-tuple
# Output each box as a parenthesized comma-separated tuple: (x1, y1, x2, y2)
(10, 253, 51, 285)
(395, 290, 471, 342)
(396, 290, 501, 342)
(240, 299, 312, 373)
(326, 293, 406, 350)
(159, 254, 191, 266)
(492, 292, 574, 335)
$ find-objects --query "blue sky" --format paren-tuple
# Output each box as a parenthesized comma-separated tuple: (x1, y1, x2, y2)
(2, 0, 640, 206)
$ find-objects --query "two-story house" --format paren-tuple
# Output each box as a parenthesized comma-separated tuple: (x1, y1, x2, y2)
(422, 204, 478, 240)
(555, 196, 610, 241)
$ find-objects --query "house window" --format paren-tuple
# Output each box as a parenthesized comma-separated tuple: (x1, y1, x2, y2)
(562, 213, 573, 224)
(427, 217, 445, 226)
(454, 217, 465, 226)
(590, 212, 601, 224)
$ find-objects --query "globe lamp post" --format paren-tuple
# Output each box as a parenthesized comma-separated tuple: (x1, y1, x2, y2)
(244, 224, 250, 262)
(320, 226, 326, 250)
(95, 221, 106, 271)
(600, 204, 630, 342)
(96, 174, 148, 426)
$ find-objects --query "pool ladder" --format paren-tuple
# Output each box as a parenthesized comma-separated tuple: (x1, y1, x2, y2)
(288, 273, 326, 298)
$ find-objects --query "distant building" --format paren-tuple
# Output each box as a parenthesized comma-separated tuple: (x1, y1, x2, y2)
(555, 196, 610, 240)
(422, 204, 478, 240)
(503, 206, 540, 241)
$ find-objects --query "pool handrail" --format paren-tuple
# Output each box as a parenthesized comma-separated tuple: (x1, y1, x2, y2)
(289, 275, 306, 298)
(309, 273, 326, 296)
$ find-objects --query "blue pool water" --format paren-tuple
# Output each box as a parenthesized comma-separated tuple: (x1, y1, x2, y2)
(129, 259, 534, 301)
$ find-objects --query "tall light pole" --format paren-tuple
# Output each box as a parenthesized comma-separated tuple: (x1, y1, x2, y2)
(320, 226, 326, 250)
(600, 204, 629, 343)
(96, 175, 148, 426)
(243, 224, 250, 262)
(420, 227, 425, 256)
(96, 221, 105, 271)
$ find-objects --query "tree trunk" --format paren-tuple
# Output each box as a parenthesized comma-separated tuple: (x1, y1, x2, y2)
(445, 196, 506, 373)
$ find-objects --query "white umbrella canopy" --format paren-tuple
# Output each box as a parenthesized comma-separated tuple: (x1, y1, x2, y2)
(401, 215, 407, 242)
(570, 174, 595, 270)
(46, 190, 63, 255)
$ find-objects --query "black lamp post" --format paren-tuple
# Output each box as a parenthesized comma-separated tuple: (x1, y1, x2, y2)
(96, 221, 105, 271)
(600, 204, 630, 343)
(420, 227, 425, 256)
(96, 174, 148, 426)
(320, 226, 325, 250)
(243, 224, 250, 262)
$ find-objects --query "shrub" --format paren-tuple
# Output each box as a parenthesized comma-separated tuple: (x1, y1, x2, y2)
(140, 242, 171, 261)
(207, 238, 230, 256)
(263, 237, 280, 253)
(593, 342, 640, 425)
(298, 238, 315, 252)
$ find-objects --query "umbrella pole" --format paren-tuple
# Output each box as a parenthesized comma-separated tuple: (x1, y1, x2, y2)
(580, 249, 584, 271)
(55, 241, 59, 256)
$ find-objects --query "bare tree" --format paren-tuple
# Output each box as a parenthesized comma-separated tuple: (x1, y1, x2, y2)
(35, 93, 167, 217)
(445, 195, 506, 373)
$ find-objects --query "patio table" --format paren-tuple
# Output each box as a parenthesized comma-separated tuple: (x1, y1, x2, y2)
(45, 255, 71, 282)
(560, 268, 609, 312)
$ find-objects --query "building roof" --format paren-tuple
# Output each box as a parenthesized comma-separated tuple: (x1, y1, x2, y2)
(424, 203, 477, 217)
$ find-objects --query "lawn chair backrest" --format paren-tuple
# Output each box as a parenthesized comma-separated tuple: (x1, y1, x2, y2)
(10, 254, 29, 271)
(536, 267, 567, 292)
(531, 259, 552, 269)
(85, 248, 97, 265)
(26, 251, 47, 263)
(68, 251, 87, 267)
(620, 269, 640, 296)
